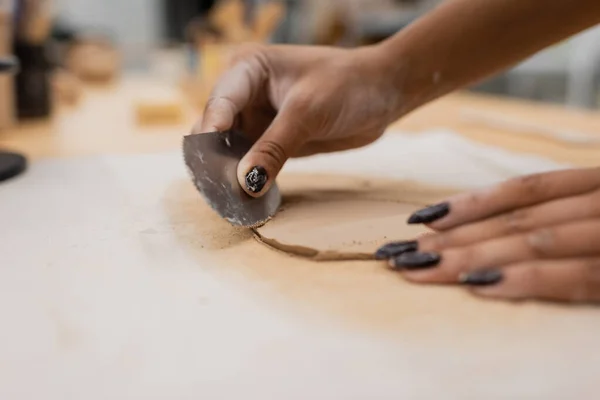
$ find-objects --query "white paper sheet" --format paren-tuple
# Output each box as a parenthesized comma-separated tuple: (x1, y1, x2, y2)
(0, 130, 593, 400)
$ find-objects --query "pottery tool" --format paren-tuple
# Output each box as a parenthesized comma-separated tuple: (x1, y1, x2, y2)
(183, 130, 281, 228)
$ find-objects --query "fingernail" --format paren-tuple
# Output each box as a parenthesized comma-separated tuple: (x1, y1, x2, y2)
(375, 241, 418, 260)
(459, 269, 503, 286)
(407, 202, 450, 224)
(390, 251, 441, 270)
(245, 166, 268, 194)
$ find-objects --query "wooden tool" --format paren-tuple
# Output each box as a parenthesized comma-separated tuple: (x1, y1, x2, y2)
(183, 130, 281, 227)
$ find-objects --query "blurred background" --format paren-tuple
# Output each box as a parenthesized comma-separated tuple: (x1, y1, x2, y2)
(44, 0, 600, 108)
(2, 0, 600, 135)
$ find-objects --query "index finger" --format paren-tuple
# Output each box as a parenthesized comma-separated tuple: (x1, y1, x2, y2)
(409, 168, 600, 231)
(198, 59, 265, 133)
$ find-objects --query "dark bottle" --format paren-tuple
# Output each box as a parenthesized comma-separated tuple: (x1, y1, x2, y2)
(14, 41, 51, 119)
(0, 55, 27, 183)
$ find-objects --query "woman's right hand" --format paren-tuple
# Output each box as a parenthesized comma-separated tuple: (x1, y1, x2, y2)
(197, 0, 600, 198)
(197, 44, 401, 197)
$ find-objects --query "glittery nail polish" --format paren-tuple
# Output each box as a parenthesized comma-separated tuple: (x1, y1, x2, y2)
(391, 251, 441, 270)
(459, 269, 503, 286)
(375, 241, 418, 260)
(245, 166, 268, 193)
(407, 202, 450, 224)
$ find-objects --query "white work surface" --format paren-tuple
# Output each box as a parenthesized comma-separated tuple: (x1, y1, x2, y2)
(1, 131, 598, 399)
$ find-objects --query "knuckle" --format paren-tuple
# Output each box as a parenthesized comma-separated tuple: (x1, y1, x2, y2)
(507, 173, 546, 198)
(204, 95, 236, 114)
(229, 43, 266, 65)
(204, 95, 218, 111)
(253, 140, 288, 168)
(290, 90, 315, 113)
(423, 233, 449, 251)
(203, 96, 221, 113)
(521, 265, 543, 291)
(461, 190, 486, 213)
(202, 96, 238, 131)
(500, 209, 529, 235)
(433, 233, 451, 250)
(455, 245, 479, 271)
(526, 228, 555, 258)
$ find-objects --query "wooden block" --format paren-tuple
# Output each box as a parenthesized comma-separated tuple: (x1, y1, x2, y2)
(134, 86, 185, 126)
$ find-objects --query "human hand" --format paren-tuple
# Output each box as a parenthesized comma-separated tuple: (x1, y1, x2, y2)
(376, 168, 600, 303)
(197, 44, 400, 197)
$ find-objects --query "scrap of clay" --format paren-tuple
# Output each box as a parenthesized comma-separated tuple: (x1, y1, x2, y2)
(254, 173, 456, 261)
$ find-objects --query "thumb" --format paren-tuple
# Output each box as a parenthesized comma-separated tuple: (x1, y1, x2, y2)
(237, 101, 309, 197)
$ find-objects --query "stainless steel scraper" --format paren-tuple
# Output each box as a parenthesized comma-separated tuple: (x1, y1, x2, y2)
(183, 130, 281, 228)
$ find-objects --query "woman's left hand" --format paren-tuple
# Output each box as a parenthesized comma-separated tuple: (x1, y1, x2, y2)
(376, 167, 600, 303)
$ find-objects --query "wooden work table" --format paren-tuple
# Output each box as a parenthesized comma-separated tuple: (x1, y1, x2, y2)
(1, 76, 600, 399)
(1, 75, 599, 166)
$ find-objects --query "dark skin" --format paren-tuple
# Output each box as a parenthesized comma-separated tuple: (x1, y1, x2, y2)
(198, 0, 600, 303)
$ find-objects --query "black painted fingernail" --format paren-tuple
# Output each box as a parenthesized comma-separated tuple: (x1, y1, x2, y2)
(375, 241, 418, 260)
(459, 269, 503, 286)
(407, 202, 450, 224)
(245, 166, 268, 193)
(391, 251, 441, 270)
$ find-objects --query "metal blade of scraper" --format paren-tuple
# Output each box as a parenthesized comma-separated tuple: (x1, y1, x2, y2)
(183, 130, 281, 228)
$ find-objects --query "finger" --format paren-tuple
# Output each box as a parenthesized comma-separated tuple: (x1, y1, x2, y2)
(237, 96, 312, 197)
(396, 219, 600, 284)
(465, 258, 600, 303)
(198, 58, 266, 133)
(407, 168, 600, 231)
(419, 188, 600, 252)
